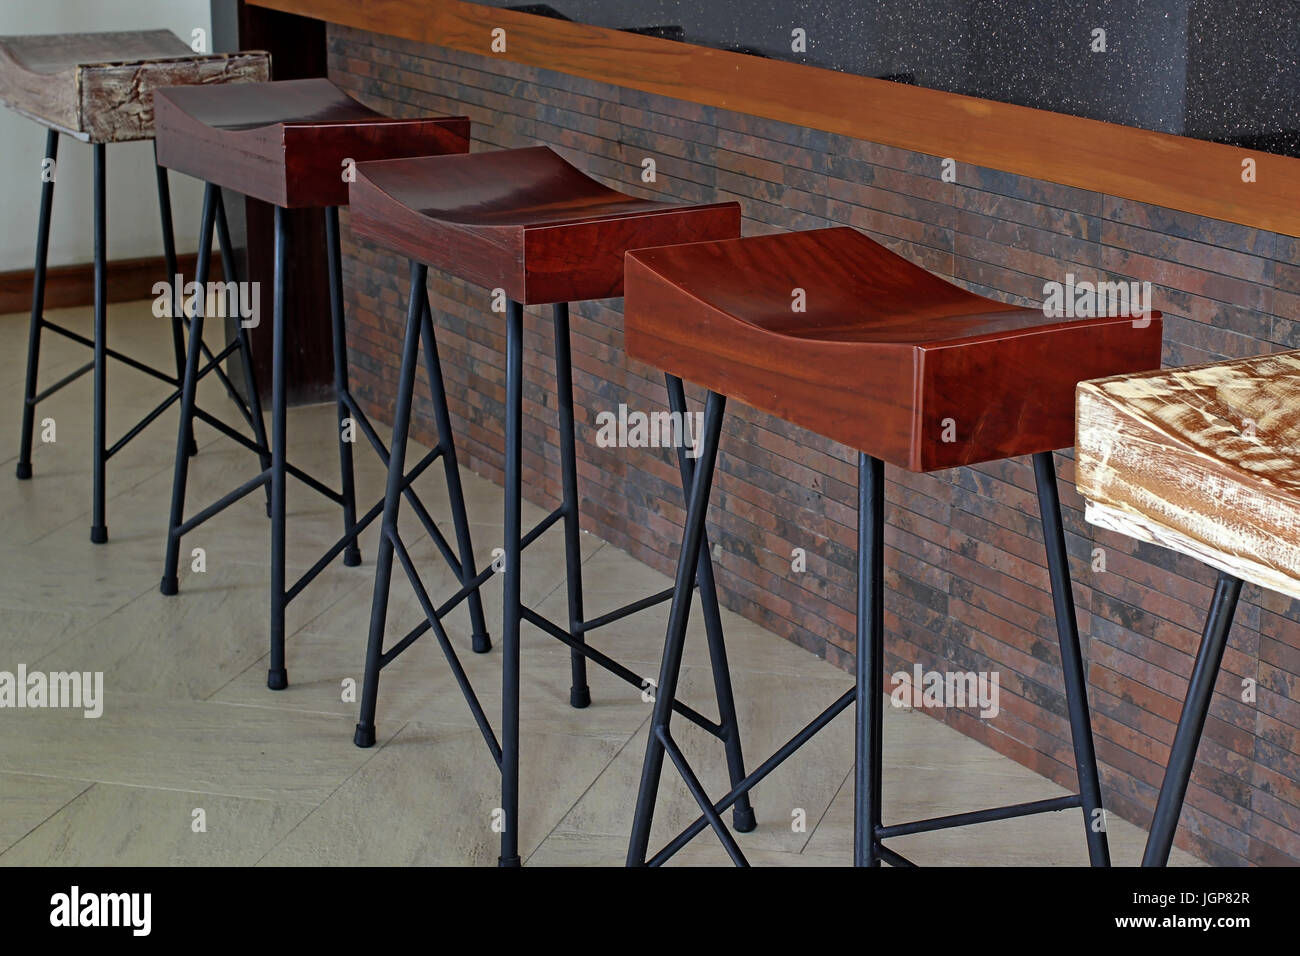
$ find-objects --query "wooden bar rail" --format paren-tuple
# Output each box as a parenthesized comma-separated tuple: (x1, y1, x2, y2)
(250, 0, 1300, 239)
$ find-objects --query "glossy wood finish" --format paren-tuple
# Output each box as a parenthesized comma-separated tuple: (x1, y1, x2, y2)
(251, 0, 1300, 238)
(0, 30, 269, 143)
(625, 227, 1164, 473)
(1078, 350, 1300, 601)
(349, 146, 740, 305)
(154, 78, 471, 208)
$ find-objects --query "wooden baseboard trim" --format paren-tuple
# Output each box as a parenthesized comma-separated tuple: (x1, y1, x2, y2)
(0, 252, 224, 316)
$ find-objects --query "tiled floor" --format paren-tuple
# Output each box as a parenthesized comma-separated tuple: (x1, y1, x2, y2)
(0, 301, 1199, 866)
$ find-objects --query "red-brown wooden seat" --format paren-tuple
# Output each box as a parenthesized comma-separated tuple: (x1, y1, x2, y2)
(348, 145, 739, 304)
(154, 78, 470, 207)
(624, 226, 1164, 473)
(0, 30, 267, 143)
(622, 225, 1164, 868)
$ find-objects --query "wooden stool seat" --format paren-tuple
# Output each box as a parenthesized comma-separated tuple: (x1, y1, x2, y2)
(0, 30, 268, 143)
(154, 78, 470, 208)
(349, 146, 739, 305)
(1077, 350, 1300, 600)
(625, 227, 1164, 472)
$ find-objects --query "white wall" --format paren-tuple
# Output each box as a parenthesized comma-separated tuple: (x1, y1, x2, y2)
(0, 1, 213, 272)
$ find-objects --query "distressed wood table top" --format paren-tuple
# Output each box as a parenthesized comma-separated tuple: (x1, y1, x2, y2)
(0, 30, 269, 143)
(1077, 350, 1300, 600)
(624, 227, 1163, 472)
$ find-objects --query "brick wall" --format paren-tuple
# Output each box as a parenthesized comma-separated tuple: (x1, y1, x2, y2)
(327, 24, 1300, 866)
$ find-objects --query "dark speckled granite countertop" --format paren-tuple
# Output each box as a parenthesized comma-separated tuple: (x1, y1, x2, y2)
(482, 0, 1300, 157)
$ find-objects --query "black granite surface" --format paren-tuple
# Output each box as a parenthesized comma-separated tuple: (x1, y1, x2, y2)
(487, 0, 1300, 157)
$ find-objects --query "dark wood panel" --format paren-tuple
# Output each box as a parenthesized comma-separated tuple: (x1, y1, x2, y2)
(227, 0, 335, 404)
(0, 252, 223, 316)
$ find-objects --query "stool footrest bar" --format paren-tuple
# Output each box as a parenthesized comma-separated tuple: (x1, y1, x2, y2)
(389, 529, 502, 765)
(877, 846, 917, 868)
(173, 468, 270, 538)
(29, 361, 94, 404)
(42, 320, 180, 386)
(518, 604, 723, 736)
(577, 586, 676, 634)
(380, 617, 431, 669)
(659, 730, 749, 867)
(875, 794, 1082, 840)
(521, 506, 565, 550)
(649, 687, 856, 866)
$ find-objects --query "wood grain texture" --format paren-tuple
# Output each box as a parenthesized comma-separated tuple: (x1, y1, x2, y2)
(0, 30, 269, 143)
(625, 227, 1164, 472)
(348, 145, 740, 304)
(1077, 351, 1300, 601)
(154, 78, 470, 208)
(0, 251, 223, 315)
(250, 0, 1300, 238)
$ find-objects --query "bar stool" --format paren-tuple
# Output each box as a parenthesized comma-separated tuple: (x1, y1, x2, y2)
(0, 30, 268, 541)
(348, 146, 756, 865)
(152, 78, 479, 691)
(1076, 350, 1300, 865)
(621, 226, 1165, 866)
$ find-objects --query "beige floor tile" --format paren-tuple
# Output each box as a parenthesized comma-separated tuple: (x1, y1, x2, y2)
(31, 560, 367, 701)
(552, 666, 855, 855)
(258, 720, 624, 866)
(0, 783, 311, 866)
(529, 828, 844, 867)
(0, 690, 378, 803)
(0, 772, 91, 853)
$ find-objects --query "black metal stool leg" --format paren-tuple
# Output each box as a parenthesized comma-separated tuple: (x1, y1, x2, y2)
(154, 145, 197, 459)
(1033, 450, 1112, 866)
(553, 303, 591, 706)
(500, 298, 525, 867)
(214, 189, 271, 516)
(627, 390, 729, 866)
(161, 184, 219, 596)
(420, 291, 491, 653)
(664, 374, 756, 832)
(354, 261, 427, 748)
(267, 205, 290, 691)
(325, 206, 362, 566)
(17, 129, 58, 481)
(855, 453, 886, 867)
(89, 143, 108, 544)
(1143, 570, 1242, 866)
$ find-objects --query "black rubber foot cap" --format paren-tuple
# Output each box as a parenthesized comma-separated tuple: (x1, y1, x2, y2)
(472, 632, 492, 654)
(265, 502, 273, 519)
(343, 547, 362, 567)
(353, 724, 376, 748)
(90, 525, 107, 544)
(160, 576, 178, 597)
(15, 462, 31, 480)
(186, 438, 199, 457)
(733, 806, 757, 833)
(267, 668, 288, 691)
(570, 686, 592, 709)
(498, 856, 522, 868)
